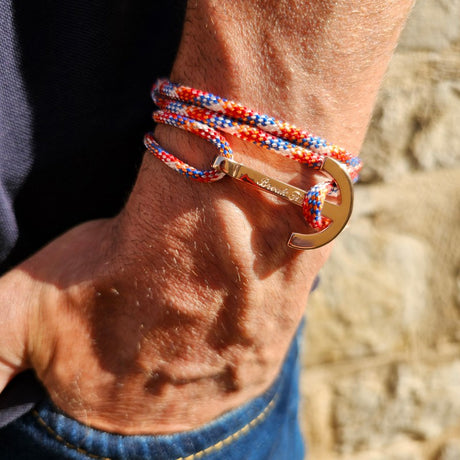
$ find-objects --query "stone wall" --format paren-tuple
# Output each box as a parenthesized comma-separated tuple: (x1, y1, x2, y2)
(301, 1, 460, 458)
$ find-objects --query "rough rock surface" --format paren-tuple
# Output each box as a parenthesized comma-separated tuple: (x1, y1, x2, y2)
(301, 1, 460, 458)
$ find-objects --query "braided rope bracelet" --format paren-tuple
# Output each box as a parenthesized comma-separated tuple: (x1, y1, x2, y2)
(144, 79, 361, 249)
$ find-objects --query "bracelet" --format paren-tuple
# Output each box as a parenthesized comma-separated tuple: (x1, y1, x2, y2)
(144, 79, 361, 249)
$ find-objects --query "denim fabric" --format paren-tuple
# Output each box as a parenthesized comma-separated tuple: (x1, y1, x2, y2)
(0, 326, 305, 460)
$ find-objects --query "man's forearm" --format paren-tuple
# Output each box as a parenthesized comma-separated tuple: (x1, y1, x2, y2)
(166, 0, 414, 153)
(138, 0, 415, 227)
(130, 0, 416, 266)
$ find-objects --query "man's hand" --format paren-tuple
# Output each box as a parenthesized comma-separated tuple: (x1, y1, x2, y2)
(0, 0, 414, 435)
(0, 150, 329, 434)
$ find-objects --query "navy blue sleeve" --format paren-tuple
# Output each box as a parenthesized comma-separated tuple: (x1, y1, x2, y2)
(0, 0, 186, 426)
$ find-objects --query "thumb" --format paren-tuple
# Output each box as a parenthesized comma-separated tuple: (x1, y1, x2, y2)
(0, 268, 33, 393)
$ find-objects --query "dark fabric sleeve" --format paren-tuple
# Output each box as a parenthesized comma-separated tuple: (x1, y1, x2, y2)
(0, 371, 46, 428)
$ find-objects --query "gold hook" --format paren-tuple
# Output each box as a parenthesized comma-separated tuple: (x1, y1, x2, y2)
(212, 156, 353, 250)
(287, 157, 353, 249)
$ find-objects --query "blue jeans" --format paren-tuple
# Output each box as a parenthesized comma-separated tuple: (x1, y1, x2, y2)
(0, 326, 305, 459)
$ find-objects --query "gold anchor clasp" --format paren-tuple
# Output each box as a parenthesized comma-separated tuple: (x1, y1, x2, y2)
(212, 156, 353, 250)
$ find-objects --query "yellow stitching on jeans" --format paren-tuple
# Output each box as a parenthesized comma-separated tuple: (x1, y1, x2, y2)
(31, 392, 278, 460)
(32, 410, 112, 460)
(176, 393, 279, 460)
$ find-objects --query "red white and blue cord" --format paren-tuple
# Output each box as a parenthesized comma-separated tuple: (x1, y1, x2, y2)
(144, 79, 361, 230)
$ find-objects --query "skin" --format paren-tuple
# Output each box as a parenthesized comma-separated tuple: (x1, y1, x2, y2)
(0, 0, 414, 434)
